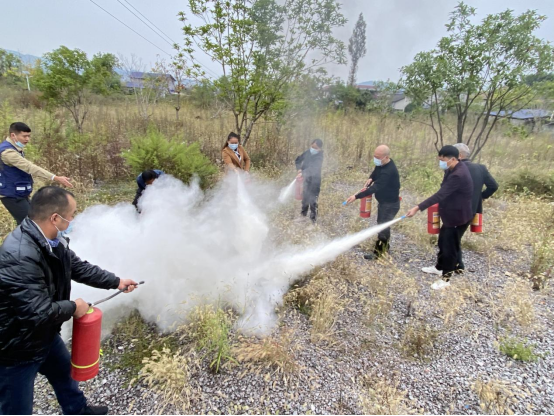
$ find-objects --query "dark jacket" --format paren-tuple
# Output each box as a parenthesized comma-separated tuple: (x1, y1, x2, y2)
(0, 218, 120, 365)
(460, 159, 498, 215)
(355, 159, 400, 203)
(418, 162, 473, 227)
(295, 150, 324, 184)
(132, 169, 164, 207)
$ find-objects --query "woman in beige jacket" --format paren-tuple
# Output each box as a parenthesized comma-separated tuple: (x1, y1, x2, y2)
(222, 132, 251, 172)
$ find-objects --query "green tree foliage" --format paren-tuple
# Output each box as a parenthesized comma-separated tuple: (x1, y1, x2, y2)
(178, 0, 347, 145)
(0, 49, 22, 85)
(34, 46, 119, 133)
(401, 3, 554, 157)
(347, 13, 367, 87)
(123, 127, 217, 188)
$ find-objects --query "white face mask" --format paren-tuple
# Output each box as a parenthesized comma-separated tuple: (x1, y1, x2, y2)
(439, 158, 453, 170)
(229, 143, 239, 151)
(373, 157, 382, 166)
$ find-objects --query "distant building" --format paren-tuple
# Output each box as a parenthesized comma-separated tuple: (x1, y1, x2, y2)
(123, 71, 177, 94)
(322, 80, 412, 111)
(489, 109, 553, 128)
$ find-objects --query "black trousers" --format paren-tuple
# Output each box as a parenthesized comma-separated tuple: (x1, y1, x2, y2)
(301, 178, 321, 222)
(1, 197, 30, 225)
(436, 221, 471, 277)
(374, 200, 401, 255)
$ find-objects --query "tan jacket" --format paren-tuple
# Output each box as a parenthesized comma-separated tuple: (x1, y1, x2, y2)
(0, 138, 55, 198)
(222, 145, 251, 172)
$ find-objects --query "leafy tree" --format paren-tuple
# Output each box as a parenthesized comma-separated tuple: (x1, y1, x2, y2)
(401, 3, 554, 157)
(35, 46, 119, 133)
(178, 0, 346, 145)
(0, 49, 22, 83)
(347, 13, 367, 87)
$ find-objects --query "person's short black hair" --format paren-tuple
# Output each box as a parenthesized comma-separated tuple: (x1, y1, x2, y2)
(312, 139, 323, 149)
(29, 186, 75, 222)
(227, 132, 240, 142)
(141, 170, 159, 182)
(9, 122, 31, 135)
(438, 145, 459, 159)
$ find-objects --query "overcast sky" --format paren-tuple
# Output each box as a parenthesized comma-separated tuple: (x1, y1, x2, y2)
(1, 0, 553, 82)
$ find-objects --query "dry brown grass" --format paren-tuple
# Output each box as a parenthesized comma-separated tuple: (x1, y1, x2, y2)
(139, 347, 194, 413)
(400, 320, 438, 360)
(359, 374, 420, 415)
(491, 278, 537, 331)
(233, 329, 299, 376)
(472, 378, 521, 415)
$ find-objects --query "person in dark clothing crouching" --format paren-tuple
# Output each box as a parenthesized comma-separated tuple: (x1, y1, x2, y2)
(345, 145, 401, 259)
(406, 145, 473, 290)
(132, 169, 164, 209)
(295, 139, 324, 223)
(0, 186, 139, 415)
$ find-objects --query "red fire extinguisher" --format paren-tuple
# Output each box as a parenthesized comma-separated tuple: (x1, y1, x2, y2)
(427, 203, 440, 234)
(360, 195, 372, 218)
(71, 307, 102, 382)
(295, 176, 304, 200)
(470, 213, 483, 233)
(70, 281, 144, 382)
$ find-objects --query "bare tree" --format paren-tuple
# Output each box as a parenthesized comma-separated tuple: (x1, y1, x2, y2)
(119, 54, 164, 120)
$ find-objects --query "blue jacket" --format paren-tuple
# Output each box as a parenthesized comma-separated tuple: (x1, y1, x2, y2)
(0, 141, 33, 198)
(133, 170, 164, 207)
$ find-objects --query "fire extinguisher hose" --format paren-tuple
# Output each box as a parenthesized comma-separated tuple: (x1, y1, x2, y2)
(88, 281, 145, 307)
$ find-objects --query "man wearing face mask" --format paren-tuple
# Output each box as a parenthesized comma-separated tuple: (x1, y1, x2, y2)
(295, 139, 324, 223)
(0, 122, 73, 225)
(0, 186, 138, 415)
(345, 144, 401, 259)
(406, 145, 473, 290)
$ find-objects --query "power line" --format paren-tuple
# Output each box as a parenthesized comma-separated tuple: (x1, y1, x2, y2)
(119, 0, 219, 78)
(119, 0, 177, 45)
(117, 0, 220, 79)
(117, 0, 174, 48)
(87, 0, 171, 57)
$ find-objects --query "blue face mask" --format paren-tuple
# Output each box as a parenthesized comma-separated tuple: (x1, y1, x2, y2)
(373, 157, 382, 166)
(54, 214, 73, 237)
(15, 141, 25, 148)
(229, 143, 239, 151)
(310, 148, 319, 155)
(439, 159, 450, 170)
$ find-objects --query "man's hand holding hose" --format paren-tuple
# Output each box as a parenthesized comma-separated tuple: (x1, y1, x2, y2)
(73, 278, 139, 319)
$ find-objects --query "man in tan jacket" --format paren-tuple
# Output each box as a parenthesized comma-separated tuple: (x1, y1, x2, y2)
(0, 122, 72, 225)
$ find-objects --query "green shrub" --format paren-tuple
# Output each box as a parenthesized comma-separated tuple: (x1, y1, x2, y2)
(499, 337, 541, 362)
(123, 126, 218, 188)
(183, 305, 235, 373)
(501, 169, 554, 199)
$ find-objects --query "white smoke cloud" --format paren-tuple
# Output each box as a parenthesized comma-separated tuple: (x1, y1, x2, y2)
(63, 173, 402, 339)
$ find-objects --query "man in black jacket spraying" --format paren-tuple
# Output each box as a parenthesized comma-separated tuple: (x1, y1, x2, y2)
(345, 145, 401, 259)
(0, 187, 138, 415)
(295, 139, 324, 224)
(406, 146, 473, 290)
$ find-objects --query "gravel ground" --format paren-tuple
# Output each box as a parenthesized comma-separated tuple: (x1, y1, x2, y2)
(33, 188, 554, 415)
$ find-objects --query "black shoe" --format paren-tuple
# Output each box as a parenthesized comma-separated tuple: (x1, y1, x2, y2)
(81, 405, 109, 415)
(363, 252, 379, 260)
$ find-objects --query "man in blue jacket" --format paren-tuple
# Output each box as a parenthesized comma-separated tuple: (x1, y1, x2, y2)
(406, 145, 473, 289)
(1, 122, 73, 225)
(132, 169, 164, 209)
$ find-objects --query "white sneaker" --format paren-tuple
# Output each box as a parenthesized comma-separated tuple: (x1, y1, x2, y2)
(422, 266, 442, 275)
(431, 279, 451, 290)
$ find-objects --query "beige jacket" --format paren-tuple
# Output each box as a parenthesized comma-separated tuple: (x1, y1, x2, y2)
(0, 137, 55, 198)
(222, 145, 251, 171)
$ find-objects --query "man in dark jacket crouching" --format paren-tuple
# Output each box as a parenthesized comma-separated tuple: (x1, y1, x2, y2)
(0, 186, 138, 415)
